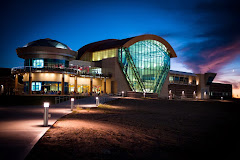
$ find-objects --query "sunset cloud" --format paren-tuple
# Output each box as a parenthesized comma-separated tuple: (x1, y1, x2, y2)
(180, 0, 240, 74)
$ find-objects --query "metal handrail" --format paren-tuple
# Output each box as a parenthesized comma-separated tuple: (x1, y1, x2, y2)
(11, 66, 111, 78)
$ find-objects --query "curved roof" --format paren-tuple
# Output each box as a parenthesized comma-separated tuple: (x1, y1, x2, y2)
(24, 38, 72, 50)
(77, 34, 177, 59)
(17, 38, 77, 61)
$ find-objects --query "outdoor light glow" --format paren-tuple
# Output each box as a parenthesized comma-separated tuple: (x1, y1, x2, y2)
(71, 98, 74, 102)
(44, 102, 50, 107)
(96, 97, 99, 100)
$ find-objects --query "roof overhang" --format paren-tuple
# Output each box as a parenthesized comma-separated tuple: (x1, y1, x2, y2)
(77, 34, 177, 60)
(123, 34, 177, 58)
(16, 46, 77, 61)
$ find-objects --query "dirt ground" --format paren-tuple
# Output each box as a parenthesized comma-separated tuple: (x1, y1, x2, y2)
(25, 98, 240, 160)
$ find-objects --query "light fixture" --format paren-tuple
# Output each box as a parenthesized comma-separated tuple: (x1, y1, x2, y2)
(43, 102, 49, 126)
(44, 102, 50, 108)
(96, 97, 99, 107)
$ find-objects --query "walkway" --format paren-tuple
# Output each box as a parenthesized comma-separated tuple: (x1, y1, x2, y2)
(0, 95, 119, 160)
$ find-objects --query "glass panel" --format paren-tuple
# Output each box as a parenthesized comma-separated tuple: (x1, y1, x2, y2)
(118, 40, 170, 93)
(32, 82, 42, 91)
(33, 59, 44, 68)
(92, 48, 117, 61)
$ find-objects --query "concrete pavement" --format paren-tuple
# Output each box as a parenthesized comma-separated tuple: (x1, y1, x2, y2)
(0, 102, 72, 160)
(0, 96, 119, 160)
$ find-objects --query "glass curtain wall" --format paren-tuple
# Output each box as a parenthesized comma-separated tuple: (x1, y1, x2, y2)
(92, 48, 117, 61)
(118, 40, 170, 93)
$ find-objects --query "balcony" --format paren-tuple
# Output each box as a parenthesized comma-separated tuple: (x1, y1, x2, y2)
(11, 66, 111, 78)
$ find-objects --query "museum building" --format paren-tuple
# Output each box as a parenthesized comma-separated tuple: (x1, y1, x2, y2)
(11, 34, 232, 99)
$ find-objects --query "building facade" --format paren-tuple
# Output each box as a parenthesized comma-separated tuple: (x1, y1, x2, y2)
(168, 70, 232, 99)
(11, 34, 232, 99)
(0, 68, 24, 95)
(13, 38, 111, 95)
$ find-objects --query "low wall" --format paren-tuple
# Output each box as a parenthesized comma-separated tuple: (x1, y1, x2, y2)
(127, 91, 158, 98)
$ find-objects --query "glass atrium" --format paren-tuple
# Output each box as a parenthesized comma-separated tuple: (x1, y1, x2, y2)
(118, 40, 170, 93)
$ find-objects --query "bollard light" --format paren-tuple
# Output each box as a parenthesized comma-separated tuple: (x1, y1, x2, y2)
(182, 91, 185, 96)
(143, 92, 146, 98)
(44, 102, 49, 107)
(122, 91, 124, 97)
(43, 102, 50, 126)
(96, 97, 99, 107)
(71, 98, 74, 111)
(221, 97, 223, 100)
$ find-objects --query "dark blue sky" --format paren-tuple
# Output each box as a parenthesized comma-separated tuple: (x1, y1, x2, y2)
(0, 0, 239, 96)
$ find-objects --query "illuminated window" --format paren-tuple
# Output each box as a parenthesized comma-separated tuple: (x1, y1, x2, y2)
(33, 59, 44, 68)
(32, 82, 42, 91)
(91, 68, 102, 74)
(92, 48, 117, 61)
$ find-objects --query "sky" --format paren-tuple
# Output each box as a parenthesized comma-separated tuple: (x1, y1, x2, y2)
(0, 0, 239, 98)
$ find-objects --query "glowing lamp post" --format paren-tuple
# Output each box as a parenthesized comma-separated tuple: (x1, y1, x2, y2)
(143, 92, 146, 98)
(71, 98, 74, 111)
(182, 91, 185, 96)
(43, 102, 49, 127)
(193, 91, 196, 99)
(221, 97, 223, 100)
(96, 97, 99, 107)
(0, 85, 3, 94)
(122, 91, 124, 97)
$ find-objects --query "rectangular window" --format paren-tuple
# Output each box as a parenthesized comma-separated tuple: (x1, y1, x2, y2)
(33, 59, 44, 68)
(180, 77, 184, 82)
(32, 82, 42, 91)
(184, 78, 189, 84)
(92, 48, 117, 61)
(169, 76, 174, 82)
(192, 79, 196, 85)
(174, 76, 179, 82)
(32, 82, 35, 91)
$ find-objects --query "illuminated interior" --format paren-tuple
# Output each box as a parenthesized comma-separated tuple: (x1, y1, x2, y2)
(118, 40, 170, 93)
(92, 48, 117, 61)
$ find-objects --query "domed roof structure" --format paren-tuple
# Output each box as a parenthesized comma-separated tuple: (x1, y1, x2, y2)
(17, 38, 77, 61)
(24, 38, 71, 50)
